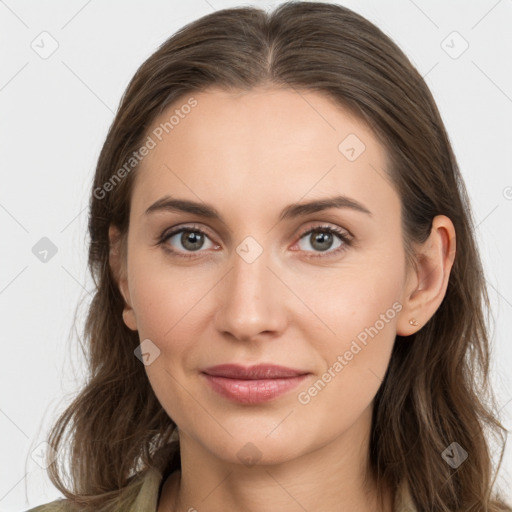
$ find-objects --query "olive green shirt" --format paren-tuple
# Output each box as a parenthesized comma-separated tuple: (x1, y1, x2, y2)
(26, 468, 417, 511)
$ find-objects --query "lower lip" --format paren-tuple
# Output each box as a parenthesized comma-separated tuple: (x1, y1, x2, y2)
(202, 373, 309, 404)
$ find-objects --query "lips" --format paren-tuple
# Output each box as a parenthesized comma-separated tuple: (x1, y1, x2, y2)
(201, 364, 310, 404)
(202, 364, 309, 379)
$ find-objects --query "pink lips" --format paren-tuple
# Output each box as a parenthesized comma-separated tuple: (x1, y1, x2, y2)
(201, 364, 310, 404)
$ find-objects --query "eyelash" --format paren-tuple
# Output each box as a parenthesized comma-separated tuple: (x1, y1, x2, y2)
(157, 223, 353, 260)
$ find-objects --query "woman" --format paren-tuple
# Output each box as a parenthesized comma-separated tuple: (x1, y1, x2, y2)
(28, 1, 510, 511)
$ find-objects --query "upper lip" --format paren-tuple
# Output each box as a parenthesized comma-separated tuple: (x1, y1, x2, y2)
(201, 364, 309, 379)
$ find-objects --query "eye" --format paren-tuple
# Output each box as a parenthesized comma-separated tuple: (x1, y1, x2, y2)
(157, 223, 352, 260)
(293, 224, 352, 258)
(158, 224, 219, 259)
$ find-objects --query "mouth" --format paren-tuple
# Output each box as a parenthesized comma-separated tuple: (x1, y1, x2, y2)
(201, 364, 311, 404)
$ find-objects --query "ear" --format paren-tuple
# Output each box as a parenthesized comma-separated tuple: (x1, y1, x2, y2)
(396, 215, 456, 336)
(109, 225, 138, 331)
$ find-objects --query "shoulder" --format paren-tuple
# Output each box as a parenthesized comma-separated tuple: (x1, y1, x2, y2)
(393, 480, 417, 512)
(24, 442, 179, 512)
(24, 465, 164, 512)
(25, 499, 77, 512)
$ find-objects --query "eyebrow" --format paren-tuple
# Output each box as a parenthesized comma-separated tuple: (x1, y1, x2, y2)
(144, 195, 372, 222)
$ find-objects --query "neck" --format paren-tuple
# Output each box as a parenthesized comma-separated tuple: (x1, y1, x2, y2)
(158, 407, 393, 512)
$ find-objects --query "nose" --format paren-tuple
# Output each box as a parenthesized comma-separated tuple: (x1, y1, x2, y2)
(213, 245, 288, 343)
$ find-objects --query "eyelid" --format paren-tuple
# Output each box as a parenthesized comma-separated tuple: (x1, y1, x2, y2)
(295, 222, 352, 241)
(158, 222, 216, 243)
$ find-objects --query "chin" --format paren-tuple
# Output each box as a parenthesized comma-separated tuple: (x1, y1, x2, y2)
(203, 430, 306, 468)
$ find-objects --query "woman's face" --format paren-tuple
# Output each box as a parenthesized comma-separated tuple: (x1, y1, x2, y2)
(117, 86, 415, 466)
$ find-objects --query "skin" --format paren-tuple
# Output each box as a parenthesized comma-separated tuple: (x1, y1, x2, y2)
(109, 86, 456, 512)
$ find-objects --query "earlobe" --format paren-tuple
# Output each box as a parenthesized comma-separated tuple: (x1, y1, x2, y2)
(122, 308, 138, 331)
(108, 225, 138, 332)
(396, 215, 456, 336)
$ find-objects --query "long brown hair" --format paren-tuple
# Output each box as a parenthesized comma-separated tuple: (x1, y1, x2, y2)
(39, 2, 510, 510)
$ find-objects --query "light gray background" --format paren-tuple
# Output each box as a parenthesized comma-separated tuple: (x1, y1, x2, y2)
(1, 0, 511, 510)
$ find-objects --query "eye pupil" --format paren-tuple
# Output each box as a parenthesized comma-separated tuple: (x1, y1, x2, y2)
(182, 231, 204, 251)
(311, 231, 333, 252)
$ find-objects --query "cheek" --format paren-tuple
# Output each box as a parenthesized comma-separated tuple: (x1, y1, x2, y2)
(128, 248, 212, 342)
(294, 259, 403, 402)
(294, 293, 399, 439)
(127, 261, 213, 423)
(304, 278, 399, 390)
(298, 254, 404, 343)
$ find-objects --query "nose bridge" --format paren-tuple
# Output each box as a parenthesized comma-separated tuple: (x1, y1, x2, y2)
(214, 239, 285, 341)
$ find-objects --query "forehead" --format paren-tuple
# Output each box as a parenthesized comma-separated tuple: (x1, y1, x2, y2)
(131, 86, 398, 220)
